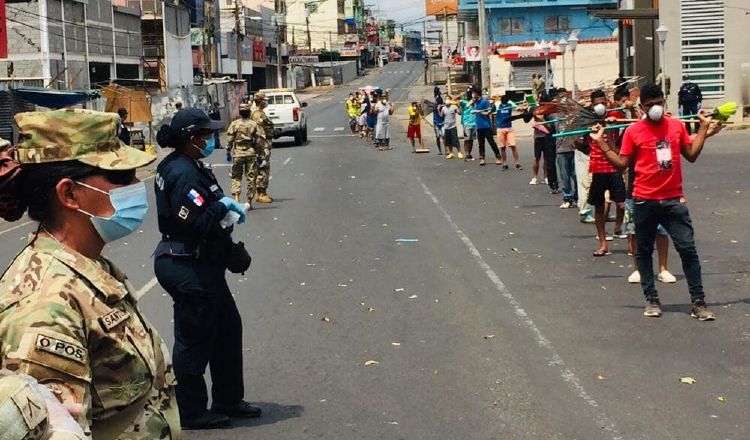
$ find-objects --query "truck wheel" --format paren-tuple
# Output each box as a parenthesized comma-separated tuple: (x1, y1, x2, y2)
(302, 125, 308, 143)
(294, 130, 303, 146)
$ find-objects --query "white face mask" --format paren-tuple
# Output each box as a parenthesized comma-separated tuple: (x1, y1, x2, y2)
(648, 105, 664, 121)
(593, 103, 607, 117)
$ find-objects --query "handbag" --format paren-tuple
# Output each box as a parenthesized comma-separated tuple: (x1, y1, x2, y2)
(225, 241, 252, 274)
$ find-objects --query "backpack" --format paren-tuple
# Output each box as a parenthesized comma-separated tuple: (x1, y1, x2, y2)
(679, 82, 702, 103)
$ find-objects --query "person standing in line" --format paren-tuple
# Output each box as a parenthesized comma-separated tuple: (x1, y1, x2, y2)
(208, 101, 223, 149)
(154, 108, 256, 429)
(117, 107, 131, 146)
(227, 103, 263, 209)
(530, 112, 550, 185)
(593, 83, 724, 320)
(459, 92, 477, 161)
(472, 88, 502, 166)
(495, 96, 522, 170)
(585, 90, 626, 256)
(433, 87, 445, 154)
(346, 93, 359, 134)
(573, 111, 595, 224)
(0, 110, 181, 437)
(374, 93, 394, 150)
(678, 75, 703, 135)
(439, 97, 463, 159)
(407, 101, 425, 153)
(251, 93, 275, 203)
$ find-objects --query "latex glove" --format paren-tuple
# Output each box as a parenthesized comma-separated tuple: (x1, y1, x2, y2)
(219, 197, 247, 224)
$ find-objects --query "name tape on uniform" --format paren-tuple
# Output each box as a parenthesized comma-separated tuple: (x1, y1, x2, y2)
(99, 308, 131, 331)
(35, 334, 86, 364)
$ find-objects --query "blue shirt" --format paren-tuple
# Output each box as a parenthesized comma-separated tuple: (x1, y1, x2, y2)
(433, 96, 445, 125)
(459, 99, 476, 127)
(474, 97, 493, 129)
(495, 103, 513, 129)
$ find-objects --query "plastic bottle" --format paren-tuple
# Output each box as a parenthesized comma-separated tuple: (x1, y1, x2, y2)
(220, 210, 241, 229)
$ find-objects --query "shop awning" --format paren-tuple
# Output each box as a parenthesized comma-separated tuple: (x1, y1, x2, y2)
(12, 87, 99, 109)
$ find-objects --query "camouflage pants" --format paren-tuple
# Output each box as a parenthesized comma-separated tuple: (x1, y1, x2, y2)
(230, 150, 269, 201)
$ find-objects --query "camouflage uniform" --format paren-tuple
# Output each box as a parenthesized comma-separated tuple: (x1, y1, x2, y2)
(251, 95, 274, 199)
(0, 109, 180, 440)
(226, 104, 262, 203)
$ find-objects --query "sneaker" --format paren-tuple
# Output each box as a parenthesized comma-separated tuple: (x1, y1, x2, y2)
(529, 177, 539, 185)
(549, 189, 561, 194)
(658, 270, 677, 283)
(479, 158, 486, 166)
(691, 300, 716, 321)
(607, 215, 617, 222)
(581, 215, 596, 224)
(614, 231, 628, 239)
(628, 270, 641, 284)
(643, 298, 662, 317)
(544, 177, 549, 185)
(496, 158, 503, 166)
(515, 163, 523, 170)
(597, 235, 614, 242)
(502, 164, 509, 170)
(466, 154, 474, 161)
(560, 201, 572, 209)
(457, 152, 465, 159)
(445, 153, 455, 159)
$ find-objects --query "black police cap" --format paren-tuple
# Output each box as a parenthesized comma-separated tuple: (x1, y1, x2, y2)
(171, 108, 224, 134)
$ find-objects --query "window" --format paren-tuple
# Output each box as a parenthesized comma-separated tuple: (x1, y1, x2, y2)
(499, 18, 525, 36)
(274, 0, 286, 14)
(544, 16, 570, 33)
(337, 0, 345, 14)
(680, 0, 725, 98)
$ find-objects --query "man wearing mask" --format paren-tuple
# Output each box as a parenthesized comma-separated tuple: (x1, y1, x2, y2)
(251, 93, 275, 204)
(592, 83, 724, 320)
(439, 96, 463, 159)
(375, 93, 394, 150)
(227, 103, 263, 209)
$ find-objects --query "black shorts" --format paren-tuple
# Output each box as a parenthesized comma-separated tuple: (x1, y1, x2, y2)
(444, 127, 459, 148)
(533, 137, 545, 160)
(588, 172, 626, 206)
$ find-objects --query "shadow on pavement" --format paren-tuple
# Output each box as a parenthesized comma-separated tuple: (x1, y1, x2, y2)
(231, 402, 304, 428)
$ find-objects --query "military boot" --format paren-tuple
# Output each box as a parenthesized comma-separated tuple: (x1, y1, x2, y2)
(232, 193, 241, 202)
(256, 190, 273, 203)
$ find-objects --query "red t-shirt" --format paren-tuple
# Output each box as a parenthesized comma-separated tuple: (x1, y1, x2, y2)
(620, 117, 692, 200)
(588, 110, 625, 174)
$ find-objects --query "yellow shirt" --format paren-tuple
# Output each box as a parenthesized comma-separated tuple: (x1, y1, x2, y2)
(408, 106, 421, 126)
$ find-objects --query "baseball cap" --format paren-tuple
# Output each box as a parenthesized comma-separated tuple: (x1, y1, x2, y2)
(239, 103, 252, 111)
(13, 109, 155, 171)
(169, 108, 224, 135)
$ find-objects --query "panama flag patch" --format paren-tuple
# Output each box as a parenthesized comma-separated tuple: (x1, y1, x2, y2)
(187, 189, 205, 206)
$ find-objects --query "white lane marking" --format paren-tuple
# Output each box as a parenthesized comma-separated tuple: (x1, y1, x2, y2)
(313, 127, 326, 132)
(135, 276, 159, 301)
(333, 127, 345, 132)
(308, 134, 358, 138)
(417, 177, 622, 439)
(283, 157, 291, 166)
(0, 220, 34, 237)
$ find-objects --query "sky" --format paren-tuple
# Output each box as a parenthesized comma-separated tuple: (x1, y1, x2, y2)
(370, 0, 433, 30)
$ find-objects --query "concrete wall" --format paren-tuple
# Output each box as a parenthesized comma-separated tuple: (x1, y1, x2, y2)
(164, 4, 194, 89)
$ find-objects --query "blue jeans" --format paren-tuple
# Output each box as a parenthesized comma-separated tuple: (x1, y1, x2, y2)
(633, 198, 704, 301)
(556, 151, 576, 202)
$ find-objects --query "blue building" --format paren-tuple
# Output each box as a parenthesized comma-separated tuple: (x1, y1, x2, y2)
(459, 0, 617, 44)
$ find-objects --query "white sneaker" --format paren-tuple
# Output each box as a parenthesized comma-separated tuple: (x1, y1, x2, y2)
(658, 270, 677, 283)
(560, 201, 572, 209)
(544, 177, 549, 185)
(457, 152, 465, 159)
(628, 270, 641, 284)
(529, 177, 539, 185)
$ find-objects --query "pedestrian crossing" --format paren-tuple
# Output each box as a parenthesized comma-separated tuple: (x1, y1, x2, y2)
(311, 127, 349, 132)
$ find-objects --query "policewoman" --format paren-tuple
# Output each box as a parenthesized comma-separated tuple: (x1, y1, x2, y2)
(0, 109, 180, 439)
(153, 108, 256, 430)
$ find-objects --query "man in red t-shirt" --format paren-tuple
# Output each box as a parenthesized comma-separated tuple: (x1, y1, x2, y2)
(586, 89, 626, 256)
(591, 83, 724, 320)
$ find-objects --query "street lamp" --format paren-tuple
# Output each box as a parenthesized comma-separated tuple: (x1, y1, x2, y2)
(568, 34, 578, 99)
(558, 38, 568, 91)
(655, 24, 668, 99)
(542, 42, 551, 94)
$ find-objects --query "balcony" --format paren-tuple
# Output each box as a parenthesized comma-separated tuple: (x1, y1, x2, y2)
(459, 0, 616, 10)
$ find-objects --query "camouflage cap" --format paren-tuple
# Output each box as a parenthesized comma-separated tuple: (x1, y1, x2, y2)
(253, 93, 266, 101)
(239, 103, 252, 111)
(13, 109, 156, 170)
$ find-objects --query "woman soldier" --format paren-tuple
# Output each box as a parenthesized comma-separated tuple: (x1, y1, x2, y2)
(0, 109, 180, 439)
(152, 108, 255, 430)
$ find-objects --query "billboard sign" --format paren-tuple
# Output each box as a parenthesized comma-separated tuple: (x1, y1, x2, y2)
(425, 0, 457, 17)
(289, 55, 319, 65)
(464, 45, 480, 62)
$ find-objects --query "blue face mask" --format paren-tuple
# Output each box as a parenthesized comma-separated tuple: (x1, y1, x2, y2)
(195, 135, 216, 157)
(75, 181, 149, 243)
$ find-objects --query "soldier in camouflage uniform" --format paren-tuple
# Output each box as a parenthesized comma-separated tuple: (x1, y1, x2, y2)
(0, 109, 181, 440)
(226, 103, 263, 209)
(251, 93, 274, 203)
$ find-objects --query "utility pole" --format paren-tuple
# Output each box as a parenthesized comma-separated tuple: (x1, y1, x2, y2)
(329, 30, 335, 85)
(276, 18, 283, 87)
(443, 7, 451, 96)
(306, 13, 312, 52)
(423, 20, 428, 84)
(478, 0, 490, 93)
(234, 0, 243, 80)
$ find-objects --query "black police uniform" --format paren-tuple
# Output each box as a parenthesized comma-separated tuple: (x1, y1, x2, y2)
(152, 150, 244, 420)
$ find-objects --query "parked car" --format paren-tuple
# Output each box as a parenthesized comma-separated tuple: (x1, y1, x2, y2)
(255, 88, 308, 145)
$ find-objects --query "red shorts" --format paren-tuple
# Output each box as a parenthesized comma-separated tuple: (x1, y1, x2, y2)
(407, 124, 422, 139)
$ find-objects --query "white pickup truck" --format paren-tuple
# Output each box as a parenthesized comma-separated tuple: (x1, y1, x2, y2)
(256, 89, 308, 145)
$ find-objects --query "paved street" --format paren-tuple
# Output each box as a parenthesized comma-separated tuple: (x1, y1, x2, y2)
(2, 61, 749, 439)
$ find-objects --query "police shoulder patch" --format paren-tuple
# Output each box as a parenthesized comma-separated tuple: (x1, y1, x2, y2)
(34, 333, 86, 364)
(178, 205, 190, 219)
(98, 307, 131, 331)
